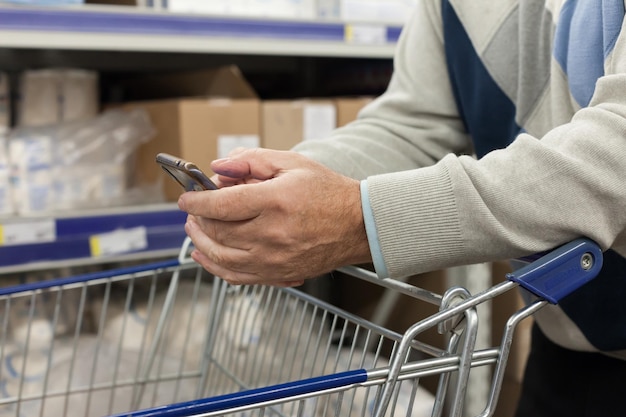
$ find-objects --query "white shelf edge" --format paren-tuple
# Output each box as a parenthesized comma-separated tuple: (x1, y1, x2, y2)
(0, 29, 397, 58)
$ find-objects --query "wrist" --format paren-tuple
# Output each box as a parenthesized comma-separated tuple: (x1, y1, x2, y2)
(344, 179, 373, 266)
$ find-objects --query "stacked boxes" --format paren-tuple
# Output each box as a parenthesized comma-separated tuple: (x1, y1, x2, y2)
(17, 69, 99, 127)
(261, 97, 373, 150)
(113, 65, 374, 202)
(10, 69, 101, 214)
(261, 99, 337, 151)
(117, 66, 261, 202)
(2, 64, 376, 210)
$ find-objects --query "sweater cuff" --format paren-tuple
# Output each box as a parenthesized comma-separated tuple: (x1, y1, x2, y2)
(360, 180, 389, 278)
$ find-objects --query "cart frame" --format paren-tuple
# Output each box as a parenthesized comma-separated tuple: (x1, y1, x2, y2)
(0, 238, 603, 417)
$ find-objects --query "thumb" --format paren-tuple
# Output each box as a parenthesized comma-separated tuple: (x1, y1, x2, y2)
(212, 148, 301, 181)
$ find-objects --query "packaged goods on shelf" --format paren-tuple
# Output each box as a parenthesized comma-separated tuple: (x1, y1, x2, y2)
(316, 0, 340, 19)
(0, 74, 10, 216)
(261, 99, 336, 150)
(17, 69, 99, 128)
(0, 72, 9, 135)
(114, 66, 261, 202)
(0, 135, 11, 216)
(0, 0, 83, 4)
(7, 108, 155, 215)
(167, 0, 316, 20)
(8, 133, 55, 214)
(84, 0, 153, 6)
(261, 97, 373, 150)
(340, 0, 418, 24)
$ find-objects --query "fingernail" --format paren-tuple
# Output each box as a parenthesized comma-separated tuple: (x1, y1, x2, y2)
(178, 195, 186, 211)
(185, 218, 197, 232)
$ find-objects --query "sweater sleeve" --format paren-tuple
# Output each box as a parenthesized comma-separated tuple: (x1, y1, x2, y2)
(292, 0, 472, 180)
(300, 2, 626, 279)
(368, 73, 626, 277)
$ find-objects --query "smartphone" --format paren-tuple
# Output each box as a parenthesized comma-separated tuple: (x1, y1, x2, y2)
(156, 153, 218, 191)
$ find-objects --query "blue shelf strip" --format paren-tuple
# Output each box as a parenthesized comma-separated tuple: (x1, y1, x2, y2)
(0, 208, 188, 268)
(0, 7, 402, 43)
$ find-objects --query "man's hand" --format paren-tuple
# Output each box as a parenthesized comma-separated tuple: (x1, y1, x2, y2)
(178, 148, 372, 286)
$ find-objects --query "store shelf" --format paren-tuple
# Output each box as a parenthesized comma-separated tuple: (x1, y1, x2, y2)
(0, 203, 188, 274)
(0, 5, 398, 274)
(0, 5, 402, 58)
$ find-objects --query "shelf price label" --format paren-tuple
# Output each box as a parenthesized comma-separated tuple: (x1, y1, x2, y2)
(344, 24, 387, 45)
(0, 219, 56, 246)
(89, 226, 148, 257)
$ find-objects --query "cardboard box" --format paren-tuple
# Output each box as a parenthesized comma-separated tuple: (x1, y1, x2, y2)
(334, 96, 374, 127)
(116, 66, 260, 202)
(261, 99, 336, 150)
(121, 99, 259, 202)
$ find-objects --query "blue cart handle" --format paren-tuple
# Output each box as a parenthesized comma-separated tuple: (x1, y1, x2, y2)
(506, 238, 603, 304)
(109, 369, 368, 417)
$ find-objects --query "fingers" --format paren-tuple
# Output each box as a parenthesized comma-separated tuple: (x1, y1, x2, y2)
(190, 249, 260, 286)
(178, 183, 265, 221)
(187, 215, 258, 251)
(180, 148, 307, 220)
(178, 149, 365, 287)
(186, 220, 303, 287)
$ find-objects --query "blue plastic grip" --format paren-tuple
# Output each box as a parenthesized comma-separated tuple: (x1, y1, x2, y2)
(0, 259, 180, 296)
(506, 238, 603, 304)
(109, 369, 368, 417)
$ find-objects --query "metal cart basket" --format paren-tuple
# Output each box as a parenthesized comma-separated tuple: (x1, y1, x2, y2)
(0, 238, 602, 417)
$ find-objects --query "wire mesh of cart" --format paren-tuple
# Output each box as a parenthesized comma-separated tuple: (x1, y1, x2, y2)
(0, 237, 603, 417)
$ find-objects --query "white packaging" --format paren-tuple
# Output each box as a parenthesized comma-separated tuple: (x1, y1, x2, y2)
(61, 69, 99, 123)
(53, 163, 126, 210)
(8, 108, 153, 214)
(317, 0, 340, 19)
(17, 69, 99, 127)
(0, 135, 12, 216)
(340, 0, 417, 24)
(17, 69, 59, 127)
(0, 0, 83, 4)
(8, 134, 55, 214)
(168, 0, 317, 19)
(303, 103, 336, 140)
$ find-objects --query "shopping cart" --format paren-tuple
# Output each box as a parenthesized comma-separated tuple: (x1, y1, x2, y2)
(0, 237, 602, 417)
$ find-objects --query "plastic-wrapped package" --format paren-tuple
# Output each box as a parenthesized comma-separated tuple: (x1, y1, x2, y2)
(8, 132, 55, 214)
(8, 108, 156, 214)
(0, 135, 12, 215)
